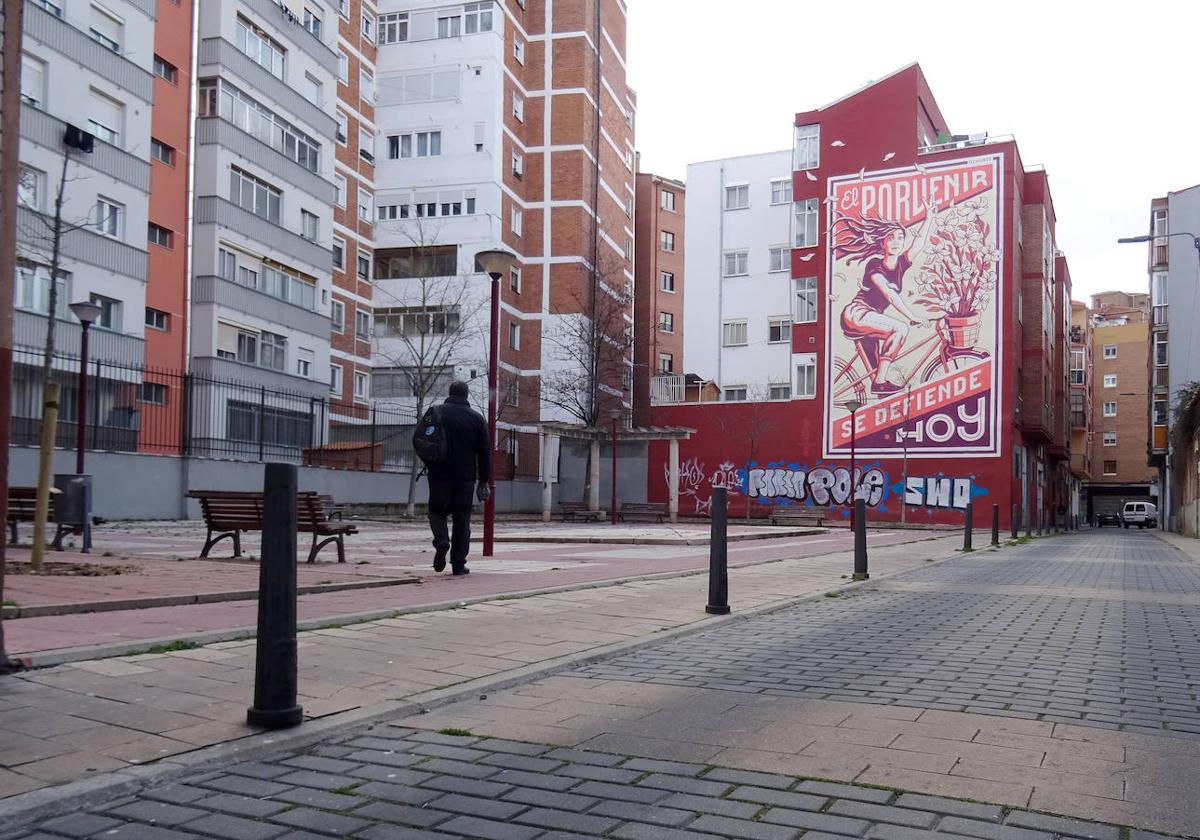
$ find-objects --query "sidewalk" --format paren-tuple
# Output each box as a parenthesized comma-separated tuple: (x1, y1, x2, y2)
(0, 529, 965, 805)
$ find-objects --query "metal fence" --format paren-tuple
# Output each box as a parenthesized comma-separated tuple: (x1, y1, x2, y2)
(11, 349, 420, 472)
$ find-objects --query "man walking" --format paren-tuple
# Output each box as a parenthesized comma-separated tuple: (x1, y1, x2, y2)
(423, 381, 490, 575)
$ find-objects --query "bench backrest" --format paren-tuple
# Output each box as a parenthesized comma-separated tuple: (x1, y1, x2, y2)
(190, 491, 263, 529)
(298, 492, 330, 527)
(7, 486, 57, 519)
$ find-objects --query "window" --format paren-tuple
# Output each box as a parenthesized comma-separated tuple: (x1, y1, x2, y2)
(660, 271, 675, 292)
(769, 384, 791, 401)
(1070, 349, 1084, 384)
(512, 94, 524, 122)
(153, 55, 177, 84)
(768, 318, 791, 344)
(218, 248, 237, 280)
(17, 166, 43, 211)
(724, 184, 749, 210)
(201, 79, 321, 172)
(722, 320, 748, 347)
(1103, 460, 1117, 476)
(359, 127, 374, 162)
(1103, 344, 1117, 359)
(300, 71, 322, 106)
(296, 348, 314, 379)
(256, 332, 286, 371)
(331, 299, 345, 332)
(794, 353, 817, 398)
(1155, 333, 1168, 366)
(357, 188, 372, 221)
(794, 198, 819, 247)
(355, 309, 371, 339)
(88, 294, 120, 330)
(1103, 401, 1117, 417)
(1103, 432, 1117, 446)
(32, 0, 63, 16)
(361, 11, 374, 41)
(332, 237, 345, 270)
(511, 151, 523, 178)
(438, 13, 462, 38)
(379, 13, 408, 44)
(465, 2, 493, 32)
(20, 54, 45, 108)
(15, 263, 68, 317)
(330, 363, 343, 395)
(770, 178, 792, 205)
(794, 124, 819, 170)
(144, 307, 169, 331)
(724, 387, 748, 402)
(150, 138, 175, 165)
(334, 173, 346, 207)
(793, 277, 817, 323)
(769, 246, 789, 273)
(236, 16, 285, 79)
(335, 110, 348, 144)
(88, 89, 124, 145)
(661, 190, 676, 212)
(95, 197, 123, 238)
(1154, 399, 1168, 425)
(1103, 374, 1117, 388)
(303, 5, 321, 37)
(359, 69, 374, 103)
(357, 252, 371, 280)
(505, 379, 519, 407)
(229, 167, 281, 223)
(89, 5, 123, 52)
(508, 321, 520, 349)
(511, 207, 523, 235)
(374, 306, 460, 336)
(301, 210, 319, 241)
(354, 372, 369, 401)
(514, 38, 525, 63)
(650, 352, 671, 373)
(509, 267, 521, 293)
(723, 250, 749, 277)
(660, 230, 675, 252)
(137, 383, 167, 406)
(337, 50, 348, 83)
(388, 131, 441, 158)
(147, 222, 172, 248)
(658, 312, 674, 333)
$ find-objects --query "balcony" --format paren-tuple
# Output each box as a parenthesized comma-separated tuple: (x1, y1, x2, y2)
(243, 0, 339, 74)
(17, 206, 148, 282)
(23, 1, 153, 102)
(651, 375, 684, 405)
(13, 310, 145, 367)
(196, 117, 335, 205)
(1153, 366, 1170, 390)
(1070, 410, 1087, 430)
(1152, 304, 1169, 329)
(194, 196, 331, 274)
(193, 275, 329, 338)
(21, 104, 149, 192)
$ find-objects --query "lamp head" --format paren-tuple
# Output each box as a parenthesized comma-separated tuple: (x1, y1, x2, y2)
(69, 300, 103, 326)
(1117, 235, 1151, 244)
(474, 248, 517, 278)
(842, 398, 862, 414)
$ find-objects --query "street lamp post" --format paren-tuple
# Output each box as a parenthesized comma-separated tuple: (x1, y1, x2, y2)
(69, 301, 102, 474)
(474, 250, 517, 558)
(842, 399, 862, 527)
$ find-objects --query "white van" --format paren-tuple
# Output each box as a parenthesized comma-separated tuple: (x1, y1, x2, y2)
(1122, 501, 1158, 529)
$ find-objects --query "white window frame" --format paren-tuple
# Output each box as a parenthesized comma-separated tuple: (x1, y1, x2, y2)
(658, 311, 674, 333)
(721, 320, 748, 347)
(513, 37, 524, 63)
(660, 230, 675, 252)
(379, 12, 408, 44)
(20, 53, 46, 109)
(332, 237, 345, 270)
(769, 246, 789, 273)
(359, 69, 374, 103)
(330, 363, 343, 395)
(331, 299, 345, 333)
(793, 277, 817, 324)
(509, 267, 521, 293)
(508, 321, 520, 350)
(723, 386, 748, 402)
(723, 250, 749, 278)
(768, 383, 791, 401)
(511, 151, 523, 177)
(660, 190, 676, 212)
(794, 198, 819, 248)
(768, 317, 791, 344)
(1103, 344, 1117, 359)
(724, 184, 749, 210)
(95, 196, 124, 238)
(511, 207, 523, 235)
(334, 173, 346, 208)
(794, 353, 817, 398)
(361, 11, 374, 42)
(1103, 401, 1117, 417)
(512, 93, 524, 122)
(1103, 432, 1117, 447)
(1103, 374, 1117, 388)
(794, 123, 819, 170)
(353, 371, 369, 402)
(335, 110, 348, 145)
(660, 271, 675, 293)
(338, 50, 348, 83)
(17, 165, 44, 211)
(770, 178, 792, 205)
(357, 188, 372, 221)
(658, 352, 674, 373)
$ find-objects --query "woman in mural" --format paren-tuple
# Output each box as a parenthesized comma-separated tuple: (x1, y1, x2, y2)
(835, 202, 938, 395)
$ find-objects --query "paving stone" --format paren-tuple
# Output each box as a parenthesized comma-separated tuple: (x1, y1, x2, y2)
(356, 829, 451, 840)
(892, 795, 1005, 822)
(727, 786, 827, 811)
(760, 807, 871, 836)
(485, 768, 580, 791)
(557, 763, 642, 784)
(352, 780, 442, 805)
(350, 801, 456, 828)
(434, 815, 542, 840)
(271, 769, 353, 790)
(511, 806, 622, 835)
(1003, 811, 1121, 840)
(199, 775, 293, 799)
(866, 825, 942, 840)
(503, 786, 600, 812)
(408, 743, 492, 762)
(269, 807, 371, 836)
(107, 801, 209, 826)
(574, 780, 672, 805)
(404, 731, 482, 747)
(418, 773, 512, 798)
(635, 773, 730, 796)
(619, 758, 707, 776)
(279, 755, 362, 774)
(474, 739, 553, 756)
(181, 813, 289, 840)
(272, 786, 364, 811)
(544, 748, 625, 766)
(938, 817, 1053, 840)
(796, 781, 896, 804)
(195, 793, 291, 818)
(141, 786, 211, 805)
(589, 799, 698, 827)
(347, 766, 435, 786)
(610, 824, 726, 840)
(658, 792, 760, 819)
(829, 800, 938, 828)
(688, 814, 801, 840)
(39, 814, 123, 837)
(227, 762, 294, 780)
(479, 752, 565, 773)
(429, 792, 529, 820)
(701, 767, 795, 789)
(86, 826, 202, 840)
(414, 758, 500, 780)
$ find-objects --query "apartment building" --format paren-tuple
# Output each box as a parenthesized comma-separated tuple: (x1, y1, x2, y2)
(189, 0, 339, 456)
(1137, 186, 1200, 530)
(632, 170, 684, 427)
(1087, 291, 1153, 519)
(648, 64, 1075, 530)
(1069, 300, 1092, 521)
(369, 0, 636, 476)
(14, 0, 156, 444)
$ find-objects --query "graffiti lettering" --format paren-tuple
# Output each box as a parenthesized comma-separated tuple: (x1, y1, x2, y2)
(904, 477, 973, 509)
(746, 466, 887, 507)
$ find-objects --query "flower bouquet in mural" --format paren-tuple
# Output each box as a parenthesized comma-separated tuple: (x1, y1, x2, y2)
(915, 198, 1000, 351)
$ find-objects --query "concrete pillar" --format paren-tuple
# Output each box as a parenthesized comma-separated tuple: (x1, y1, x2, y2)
(668, 438, 680, 524)
(541, 431, 553, 523)
(589, 438, 601, 512)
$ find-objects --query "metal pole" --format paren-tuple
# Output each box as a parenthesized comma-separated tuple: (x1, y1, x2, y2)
(257, 385, 266, 462)
(609, 415, 618, 525)
(706, 487, 729, 614)
(247, 462, 302, 729)
(90, 358, 100, 451)
(75, 322, 90, 473)
(483, 272, 500, 557)
(369, 404, 377, 472)
(849, 406, 857, 529)
(991, 503, 1000, 546)
(963, 502, 973, 551)
(853, 498, 868, 580)
(1011, 503, 1018, 540)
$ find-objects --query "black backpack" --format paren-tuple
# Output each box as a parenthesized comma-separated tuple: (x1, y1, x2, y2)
(413, 405, 449, 466)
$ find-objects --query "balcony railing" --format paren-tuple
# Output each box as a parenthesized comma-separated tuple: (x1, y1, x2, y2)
(1154, 366, 1170, 389)
(650, 375, 685, 405)
(1152, 304, 1169, 328)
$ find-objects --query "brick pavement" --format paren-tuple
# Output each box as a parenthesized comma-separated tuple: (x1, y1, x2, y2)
(0, 531, 958, 803)
(5, 727, 1187, 840)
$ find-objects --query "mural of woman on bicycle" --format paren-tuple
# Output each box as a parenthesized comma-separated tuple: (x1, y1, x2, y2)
(833, 202, 939, 396)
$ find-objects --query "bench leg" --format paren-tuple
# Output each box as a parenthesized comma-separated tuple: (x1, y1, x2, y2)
(52, 524, 69, 551)
(201, 529, 239, 559)
(308, 534, 343, 564)
(336, 534, 345, 564)
(9, 521, 16, 546)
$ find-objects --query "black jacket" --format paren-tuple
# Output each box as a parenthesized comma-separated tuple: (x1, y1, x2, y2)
(427, 395, 490, 484)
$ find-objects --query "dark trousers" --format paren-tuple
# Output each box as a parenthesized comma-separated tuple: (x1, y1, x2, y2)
(428, 479, 475, 567)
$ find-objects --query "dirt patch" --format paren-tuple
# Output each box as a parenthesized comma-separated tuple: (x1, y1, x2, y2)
(6, 562, 141, 576)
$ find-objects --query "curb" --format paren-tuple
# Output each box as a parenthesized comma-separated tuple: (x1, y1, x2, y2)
(13, 531, 951, 667)
(0, 535, 986, 829)
(494, 527, 824, 545)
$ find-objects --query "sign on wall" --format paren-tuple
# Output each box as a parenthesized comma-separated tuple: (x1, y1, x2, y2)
(823, 154, 1004, 459)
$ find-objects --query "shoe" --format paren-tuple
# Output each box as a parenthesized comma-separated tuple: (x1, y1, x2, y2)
(451, 566, 470, 576)
(871, 381, 901, 395)
(433, 546, 448, 572)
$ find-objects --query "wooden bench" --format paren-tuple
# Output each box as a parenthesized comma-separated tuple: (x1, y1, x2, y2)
(188, 490, 359, 563)
(770, 506, 827, 527)
(318, 494, 348, 521)
(7, 486, 70, 549)
(618, 502, 667, 523)
(559, 501, 605, 522)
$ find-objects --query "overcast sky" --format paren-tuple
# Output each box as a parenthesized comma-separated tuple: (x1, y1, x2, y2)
(626, 0, 1200, 303)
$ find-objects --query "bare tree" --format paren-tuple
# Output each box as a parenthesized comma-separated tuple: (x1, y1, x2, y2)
(370, 220, 485, 516)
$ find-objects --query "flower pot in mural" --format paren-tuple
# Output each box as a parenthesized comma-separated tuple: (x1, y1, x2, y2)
(945, 311, 981, 350)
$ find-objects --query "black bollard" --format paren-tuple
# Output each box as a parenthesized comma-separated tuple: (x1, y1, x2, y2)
(963, 503, 973, 551)
(991, 504, 1000, 546)
(247, 463, 303, 729)
(1011, 504, 1019, 540)
(853, 498, 868, 580)
(1025, 506, 1032, 538)
(705, 487, 730, 615)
